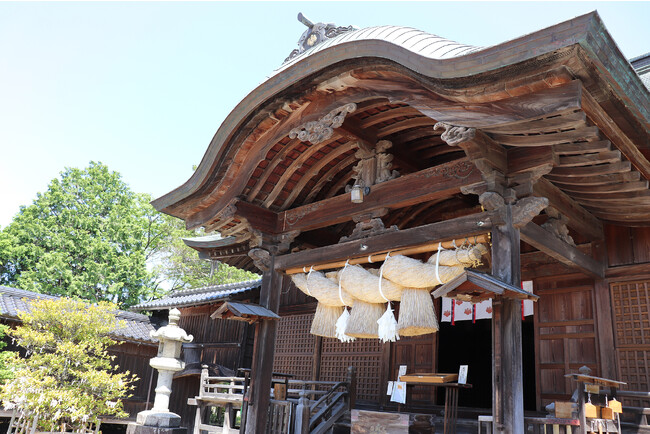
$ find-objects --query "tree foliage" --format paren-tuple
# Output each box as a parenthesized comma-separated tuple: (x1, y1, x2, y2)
(0, 161, 258, 306)
(0, 324, 17, 383)
(0, 298, 136, 430)
(0, 162, 166, 307)
(150, 215, 258, 291)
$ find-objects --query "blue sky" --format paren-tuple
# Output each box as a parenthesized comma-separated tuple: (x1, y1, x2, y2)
(1, 2, 648, 228)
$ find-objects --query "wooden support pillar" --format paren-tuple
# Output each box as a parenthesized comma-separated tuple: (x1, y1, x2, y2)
(490, 199, 525, 434)
(244, 233, 295, 434)
(244, 260, 285, 434)
(592, 241, 618, 379)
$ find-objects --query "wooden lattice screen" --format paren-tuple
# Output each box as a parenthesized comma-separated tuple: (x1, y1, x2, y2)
(272, 313, 384, 403)
(273, 313, 314, 380)
(320, 337, 383, 403)
(611, 280, 650, 407)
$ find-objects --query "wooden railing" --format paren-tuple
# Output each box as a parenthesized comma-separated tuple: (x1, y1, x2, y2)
(293, 366, 357, 434)
(189, 369, 246, 434)
(478, 415, 580, 434)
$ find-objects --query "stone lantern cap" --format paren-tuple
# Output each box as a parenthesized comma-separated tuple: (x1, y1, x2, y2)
(150, 308, 194, 343)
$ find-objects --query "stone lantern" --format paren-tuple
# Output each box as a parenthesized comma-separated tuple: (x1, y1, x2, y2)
(128, 308, 193, 433)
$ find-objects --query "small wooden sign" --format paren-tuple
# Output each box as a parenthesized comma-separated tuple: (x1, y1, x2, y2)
(608, 398, 623, 413)
(601, 406, 615, 420)
(584, 402, 599, 419)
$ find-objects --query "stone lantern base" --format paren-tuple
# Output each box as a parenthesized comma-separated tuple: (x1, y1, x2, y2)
(126, 410, 187, 434)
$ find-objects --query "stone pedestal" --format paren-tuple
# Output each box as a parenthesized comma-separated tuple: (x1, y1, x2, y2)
(129, 308, 193, 434)
(126, 422, 186, 434)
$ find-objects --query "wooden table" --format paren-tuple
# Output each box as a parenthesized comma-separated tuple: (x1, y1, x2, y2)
(397, 381, 472, 434)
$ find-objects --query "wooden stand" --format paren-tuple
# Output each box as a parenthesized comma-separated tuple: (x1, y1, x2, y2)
(565, 373, 626, 434)
(397, 381, 472, 434)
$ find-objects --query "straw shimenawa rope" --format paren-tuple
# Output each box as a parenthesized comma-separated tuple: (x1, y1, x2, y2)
(338, 264, 404, 303)
(381, 254, 465, 288)
(291, 269, 354, 339)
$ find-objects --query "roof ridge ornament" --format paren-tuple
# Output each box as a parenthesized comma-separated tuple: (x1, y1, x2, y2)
(283, 13, 357, 64)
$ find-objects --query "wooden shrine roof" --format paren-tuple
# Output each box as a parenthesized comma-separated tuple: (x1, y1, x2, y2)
(153, 12, 650, 269)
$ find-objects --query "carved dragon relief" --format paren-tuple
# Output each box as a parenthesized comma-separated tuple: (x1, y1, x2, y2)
(479, 191, 549, 230)
(289, 103, 357, 144)
(434, 122, 476, 146)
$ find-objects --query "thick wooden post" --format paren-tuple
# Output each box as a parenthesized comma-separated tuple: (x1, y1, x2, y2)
(347, 366, 357, 411)
(244, 253, 286, 434)
(592, 241, 617, 379)
(491, 201, 525, 434)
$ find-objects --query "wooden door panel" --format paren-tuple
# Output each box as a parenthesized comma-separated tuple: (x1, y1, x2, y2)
(389, 334, 437, 408)
(534, 282, 599, 409)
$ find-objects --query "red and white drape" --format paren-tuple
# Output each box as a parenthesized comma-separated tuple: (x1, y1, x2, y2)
(441, 281, 534, 324)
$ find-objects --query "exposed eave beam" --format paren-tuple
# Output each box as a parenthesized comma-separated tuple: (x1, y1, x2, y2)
(278, 158, 483, 233)
(520, 222, 604, 279)
(275, 211, 497, 272)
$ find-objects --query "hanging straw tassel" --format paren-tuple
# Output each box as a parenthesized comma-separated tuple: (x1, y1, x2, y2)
(335, 260, 356, 343)
(335, 307, 355, 343)
(376, 252, 399, 343)
(377, 303, 400, 343)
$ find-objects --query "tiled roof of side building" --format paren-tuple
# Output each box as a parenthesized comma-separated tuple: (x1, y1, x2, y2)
(0, 285, 158, 344)
(131, 279, 262, 311)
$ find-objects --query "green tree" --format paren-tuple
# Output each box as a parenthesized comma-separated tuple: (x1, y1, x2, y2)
(0, 324, 17, 382)
(0, 298, 136, 431)
(0, 162, 165, 307)
(150, 215, 258, 291)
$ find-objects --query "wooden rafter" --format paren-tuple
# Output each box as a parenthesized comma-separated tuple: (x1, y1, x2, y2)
(305, 154, 358, 203)
(279, 142, 359, 209)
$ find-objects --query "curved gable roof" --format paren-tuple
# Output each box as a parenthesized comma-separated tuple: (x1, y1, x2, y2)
(152, 12, 650, 229)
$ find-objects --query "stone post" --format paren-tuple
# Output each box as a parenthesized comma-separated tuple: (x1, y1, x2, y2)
(127, 308, 193, 434)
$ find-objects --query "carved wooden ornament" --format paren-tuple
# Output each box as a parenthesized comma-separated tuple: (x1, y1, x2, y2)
(289, 103, 357, 144)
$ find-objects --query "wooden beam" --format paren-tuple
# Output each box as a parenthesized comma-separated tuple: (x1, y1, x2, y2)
(520, 222, 604, 279)
(278, 158, 482, 233)
(234, 201, 279, 234)
(275, 211, 497, 272)
(406, 77, 583, 128)
(532, 178, 603, 241)
(507, 147, 557, 175)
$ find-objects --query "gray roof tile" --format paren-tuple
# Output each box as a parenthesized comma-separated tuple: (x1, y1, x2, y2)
(132, 279, 262, 311)
(0, 286, 157, 344)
